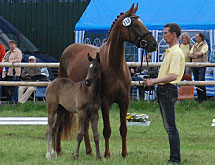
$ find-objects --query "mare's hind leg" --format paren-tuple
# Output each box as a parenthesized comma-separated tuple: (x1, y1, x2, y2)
(51, 106, 64, 157)
(91, 111, 101, 160)
(118, 96, 129, 158)
(84, 118, 93, 155)
(74, 110, 86, 160)
(101, 101, 111, 158)
(46, 104, 58, 160)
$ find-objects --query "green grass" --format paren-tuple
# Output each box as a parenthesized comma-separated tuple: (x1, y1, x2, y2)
(0, 100, 215, 164)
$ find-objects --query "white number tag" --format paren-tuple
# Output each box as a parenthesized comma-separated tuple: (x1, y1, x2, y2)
(122, 17, 132, 27)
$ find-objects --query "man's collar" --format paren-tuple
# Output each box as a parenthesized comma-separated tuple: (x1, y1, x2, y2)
(10, 48, 18, 52)
(166, 44, 179, 51)
(196, 41, 204, 46)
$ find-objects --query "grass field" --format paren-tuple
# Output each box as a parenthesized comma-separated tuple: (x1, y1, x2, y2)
(0, 100, 215, 165)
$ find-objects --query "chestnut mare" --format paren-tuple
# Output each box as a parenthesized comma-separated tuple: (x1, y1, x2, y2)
(46, 53, 102, 160)
(57, 3, 157, 158)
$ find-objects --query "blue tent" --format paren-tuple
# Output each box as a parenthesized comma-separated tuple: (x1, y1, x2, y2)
(75, 0, 215, 61)
(75, 0, 215, 98)
(75, 0, 215, 31)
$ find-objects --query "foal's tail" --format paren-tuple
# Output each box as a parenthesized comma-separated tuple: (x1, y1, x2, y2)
(58, 105, 77, 141)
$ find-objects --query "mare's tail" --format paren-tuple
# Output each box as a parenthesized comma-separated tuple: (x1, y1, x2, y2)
(57, 57, 77, 142)
(57, 105, 77, 141)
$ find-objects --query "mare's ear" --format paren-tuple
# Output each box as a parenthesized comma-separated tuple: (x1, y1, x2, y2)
(127, 3, 135, 15)
(88, 53, 93, 62)
(96, 52, 100, 62)
(133, 3, 138, 14)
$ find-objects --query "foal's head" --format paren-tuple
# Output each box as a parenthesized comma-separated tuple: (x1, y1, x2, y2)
(85, 52, 102, 87)
(106, 3, 157, 52)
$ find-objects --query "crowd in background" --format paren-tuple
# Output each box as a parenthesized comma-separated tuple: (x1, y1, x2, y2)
(131, 32, 210, 103)
(0, 40, 49, 105)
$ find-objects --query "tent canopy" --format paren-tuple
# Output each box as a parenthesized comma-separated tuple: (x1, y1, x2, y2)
(75, 0, 215, 31)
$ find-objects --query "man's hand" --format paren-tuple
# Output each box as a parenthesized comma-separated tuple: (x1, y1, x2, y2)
(188, 53, 198, 59)
(142, 79, 155, 86)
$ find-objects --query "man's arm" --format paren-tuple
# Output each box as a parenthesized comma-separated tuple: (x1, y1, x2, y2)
(9, 50, 22, 63)
(143, 73, 178, 86)
(188, 53, 198, 59)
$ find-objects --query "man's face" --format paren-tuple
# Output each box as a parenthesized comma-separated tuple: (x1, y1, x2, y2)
(29, 59, 36, 63)
(195, 34, 202, 43)
(163, 27, 175, 44)
(9, 43, 16, 50)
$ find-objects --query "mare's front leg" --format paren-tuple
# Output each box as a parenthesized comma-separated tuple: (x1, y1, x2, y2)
(74, 110, 86, 160)
(101, 101, 111, 158)
(118, 96, 129, 158)
(91, 111, 101, 160)
(84, 117, 93, 155)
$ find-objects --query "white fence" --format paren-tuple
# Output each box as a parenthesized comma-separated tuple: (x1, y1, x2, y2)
(0, 62, 214, 125)
(0, 117, 47, 125)
(0, 62, 215, 86)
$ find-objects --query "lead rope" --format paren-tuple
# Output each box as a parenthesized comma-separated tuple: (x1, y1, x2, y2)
(139, 49, 145, 85)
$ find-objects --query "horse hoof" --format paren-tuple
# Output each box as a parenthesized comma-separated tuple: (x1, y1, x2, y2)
(86, 150, 93, 156)
(121, 152, 128, 158)
(51, 150, 57, 157)
(46, 152, 51, 160)
(57, 151, 62, 157)
(96, 156, 102, 161)
(73, 155, 78, 160)
(104, 153, 111, 159)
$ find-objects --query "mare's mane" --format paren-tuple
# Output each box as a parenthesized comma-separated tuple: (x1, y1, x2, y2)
(103, 12, 125, 42)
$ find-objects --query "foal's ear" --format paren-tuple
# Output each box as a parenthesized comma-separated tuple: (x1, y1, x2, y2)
(88, 53, 93, 62)
(96, 52, 100, 62)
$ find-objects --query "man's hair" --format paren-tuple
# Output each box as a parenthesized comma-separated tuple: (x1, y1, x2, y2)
(9, 40, 17, 45)
(164, 23, 181, 38)
(197, 32, 205, 41)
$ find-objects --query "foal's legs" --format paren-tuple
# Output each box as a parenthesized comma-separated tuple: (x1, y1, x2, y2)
(51, 108, 64, 157)
(101, 102, 111, 158)
(46, 104, 58, 160)
(74, 110, 86, 160)
(91, 111, 101, 160)
(84, 118, 93, 155)
(118, 96, 129, 158)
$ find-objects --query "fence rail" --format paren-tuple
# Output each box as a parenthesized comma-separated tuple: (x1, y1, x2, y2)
(0, 81, 214, 87)
(0, 62, 215, 87)
(0, 117, 47, 125)
(1, 62, 215, 68)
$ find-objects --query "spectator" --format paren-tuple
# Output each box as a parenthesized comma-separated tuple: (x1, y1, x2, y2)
(180, 32, 193, 76)
(188, 32, 208, 103)
(18, 56, 41, 104)
(143, 23, 184, 164)
(0, 42, 6, 102)
(2, 40, 22, 104)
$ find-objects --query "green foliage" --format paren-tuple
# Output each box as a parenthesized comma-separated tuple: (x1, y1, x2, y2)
(0, 101, 215, 164)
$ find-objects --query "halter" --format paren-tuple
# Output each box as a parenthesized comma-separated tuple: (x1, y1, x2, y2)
(123, 15, 152, 49)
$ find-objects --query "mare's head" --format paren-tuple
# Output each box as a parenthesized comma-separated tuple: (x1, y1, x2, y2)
(106, 3, 157, 52)
(85, 53, 102, 87)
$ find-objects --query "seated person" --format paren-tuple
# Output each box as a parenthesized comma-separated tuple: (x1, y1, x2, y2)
(18, 56, 41, 104)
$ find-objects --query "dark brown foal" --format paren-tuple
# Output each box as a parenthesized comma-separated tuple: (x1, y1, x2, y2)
(46, 53, 102, 160)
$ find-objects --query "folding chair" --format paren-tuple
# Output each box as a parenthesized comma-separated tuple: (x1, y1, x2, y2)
(178, 74, 194, 100)
(34, 86, 46, 103)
